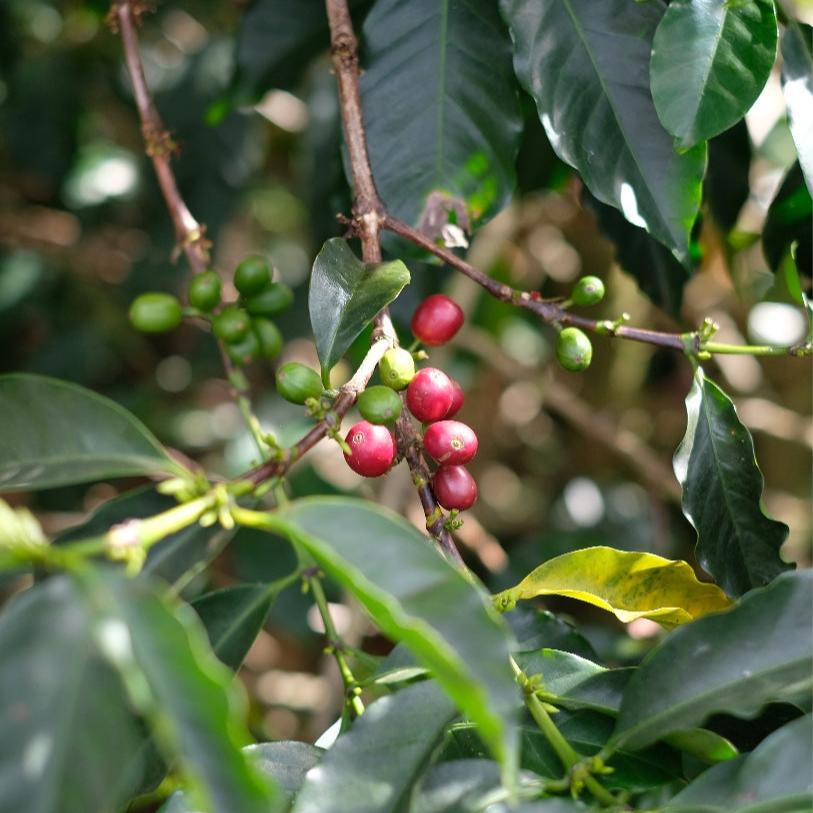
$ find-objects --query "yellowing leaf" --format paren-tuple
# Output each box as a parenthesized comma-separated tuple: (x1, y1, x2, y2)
(493, 547, 732, 629)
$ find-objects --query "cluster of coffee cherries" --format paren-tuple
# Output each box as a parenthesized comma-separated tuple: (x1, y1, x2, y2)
(342, 294, 480, 513)
(128, 256, 294, 367)
(554, 275, 605, 373)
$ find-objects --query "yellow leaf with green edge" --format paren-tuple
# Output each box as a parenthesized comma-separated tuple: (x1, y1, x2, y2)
(493, 546, 732, 629)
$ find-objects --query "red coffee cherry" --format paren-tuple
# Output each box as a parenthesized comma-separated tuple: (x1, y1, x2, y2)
(411, 294, 464, 346)
(423, 420, 478, 465)
(406, 367, 455, 423)
(432, 465, 478, 511)
(446, 378, 465, 418)
(344, 420, 396, 478)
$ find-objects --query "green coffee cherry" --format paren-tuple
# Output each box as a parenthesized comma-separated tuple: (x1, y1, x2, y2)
(213, 306, 251, 344)
(244, 283, 294, 316)
(225, 331, 260, 366)
(571, 276, 605, 307)
(379, 347, 415, 390)
(556, 327, 593, 372)
(234, 255, 271, 297)
(129, 293, 183, 334)
(188, 271, 222, 312)
(253, 318, 283, 360)
(276, 362, 324, 404)
(357, 385, 403, 425)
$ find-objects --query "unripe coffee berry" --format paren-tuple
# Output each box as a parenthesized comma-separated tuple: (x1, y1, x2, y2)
(245, 283, 294, 316)
(213, 306, 251, 344)
(276, 362, 324, 404)
(571, 276, 605, 307)
(556, 327, 593, 372)
(423, 420, 478, 465)
(357, 385, 402, 425)
(225, 331, 260, 366)
(411, 294, 464, 346)
(406, 367, 455, 423)
(253, 318, 283, 359)
(234, 255, 271, 296)
(446, 378, 465, 418)
(379, 347, 415, 390)
(344, 420, 396, 477)
(188, 271, 222, 312)
(129, 293, 183, 334)
(432, 465, 478, 511)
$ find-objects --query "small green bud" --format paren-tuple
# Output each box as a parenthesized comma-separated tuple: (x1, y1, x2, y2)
(244, 282, 294, 316)
(571, 276, 605, 307)
(379, 347, 415, 390)
(276, 362, 324, 404)
(357, 385, 403, 425)
(234, 255, 271, 296)
(188, 270, 222, 311)
(225, 330, 260, 366)
(213, 306, 251, 343)
(129, 293, 183, 334)
(556, 327, 593, 372)
(253, 318, 283, 359)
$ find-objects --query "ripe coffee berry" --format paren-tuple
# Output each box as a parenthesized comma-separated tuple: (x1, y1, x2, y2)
(411, 294, 464, 346)
(129, 293, 183, 334)
(406, 368, 455, 423)
(446, 378, 465, 418)
(556, 327, 593, 372)
(432, 465, 478, 511)
(423, 420, 478, 465)
(344, 420, 396, 477)
(234, 255, 271, 296)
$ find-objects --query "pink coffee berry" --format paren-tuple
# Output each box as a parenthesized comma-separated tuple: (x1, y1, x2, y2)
(446, 378, 465, 418)
(432, 465, 478, 511)
(406, 367, 455, 423)
(411, 294, 464, 346)
(344, 420, 396, 477)
(423, 420, 478, 465)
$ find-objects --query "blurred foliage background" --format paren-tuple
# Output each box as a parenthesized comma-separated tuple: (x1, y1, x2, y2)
(1, 0, 810, 747)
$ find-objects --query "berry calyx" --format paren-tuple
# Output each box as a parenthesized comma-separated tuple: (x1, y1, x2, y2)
(571, 276, 605, 307)
(188, 271, 222, 311)
(432, 465, 478, 511)
(446, 378, 465, 418)
(411, 294, 464, 346)
(344, 420, 396, 477)
(234, 255, 271, 296)
(253, 318, 283, 359)
(276, 362, 324, 404)
(129, 293, 183, 334)
(405, 367, 455, 423)
(423, 420, 478, 465)
(213, 306, 251, 344)
(556, 327, 593, 372)
(379, 347, 416, 391)
(245, 283, 294, 316)
(357, 385, 403, 425)
(225, 331, 260, 366)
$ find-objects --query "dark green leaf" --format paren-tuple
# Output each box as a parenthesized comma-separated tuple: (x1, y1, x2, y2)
(361, 0, 522, 233)
(269, 497, 519, 774)
(673, 367, 791, 597)
(705, 121, 752, 233)
(665, 714, 813, 812)
(246, 741, 324, 799)
(763, 162, 812, 277)
(293, 682, 458, 813)
(505, 607, 598, 661)
(502, 0, 706, 261)
(0, 374, 183, 492)
(650, 0, 777, 148)
(515, 649, 604, 698)
(612, 570, 813, 751)
(309, 239, 410, 379)
(781, 24, 813, 195)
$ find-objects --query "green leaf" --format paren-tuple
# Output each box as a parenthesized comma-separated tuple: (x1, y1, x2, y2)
(293, 682, 458, 813)
(781, 24, 813, 196)
(494, 546, 732, 629)
(665, 714, 813, 813)
(706, 120, 752, 233)
(611, 570, 813, 751)
(361, 0, 522, 233)
(85, 570, 282, 813)
(308, 239, 410, 379)
(0, 577, 146, 813)
(502, 0, 706, 261)
(0, 374, 183, 492)
(266, 496, 519, 775)
(506, 607, 598, 661)
(673, 367, 791, 597)
(650, 0, 777, 149)
(763, 162, 812, 277)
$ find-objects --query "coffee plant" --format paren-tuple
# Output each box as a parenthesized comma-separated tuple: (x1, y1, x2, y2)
(0, 1, 811, 812)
